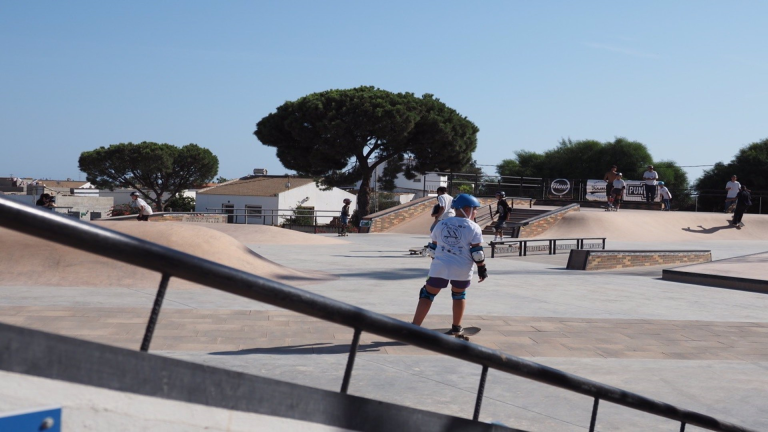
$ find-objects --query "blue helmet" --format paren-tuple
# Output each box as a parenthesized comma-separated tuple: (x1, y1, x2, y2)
(452, 194, 481, 209)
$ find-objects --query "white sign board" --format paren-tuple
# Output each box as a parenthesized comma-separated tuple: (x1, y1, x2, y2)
(585, 179, 660, 202)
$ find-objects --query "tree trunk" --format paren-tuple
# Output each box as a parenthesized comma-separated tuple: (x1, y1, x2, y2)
(357, 170, 373, 219)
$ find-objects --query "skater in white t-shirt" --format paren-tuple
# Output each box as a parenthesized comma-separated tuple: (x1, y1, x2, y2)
(412, 194, 488, 336)
(429, 186, 455, 232)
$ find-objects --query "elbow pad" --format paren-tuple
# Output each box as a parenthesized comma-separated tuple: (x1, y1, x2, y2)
(470, 246, 485, 264)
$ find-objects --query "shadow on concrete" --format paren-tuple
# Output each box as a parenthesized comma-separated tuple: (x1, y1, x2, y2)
(681, 224, 738, 234)
(210, 341, 407, 356)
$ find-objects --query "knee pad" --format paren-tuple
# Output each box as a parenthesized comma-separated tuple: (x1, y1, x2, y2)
(451, 289, 466, 301)
(419, 286, 436, 302)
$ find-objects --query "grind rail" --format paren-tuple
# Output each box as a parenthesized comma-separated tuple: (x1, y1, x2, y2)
(0, 197, 757, 432)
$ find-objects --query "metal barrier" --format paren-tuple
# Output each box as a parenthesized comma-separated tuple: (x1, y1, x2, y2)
(490, 237, 607, 258)
(0, 197, 756, 432)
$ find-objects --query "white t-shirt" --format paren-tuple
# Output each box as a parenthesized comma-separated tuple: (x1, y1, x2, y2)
(612, 179, 626, 190)
(725, 181, 741, 198)
(659, 187, 672, 199)
(132, 198, 154, 215)
(437, 194, 456, 219)
(429, 216, 484, 281)
(642, 170, 658, 185)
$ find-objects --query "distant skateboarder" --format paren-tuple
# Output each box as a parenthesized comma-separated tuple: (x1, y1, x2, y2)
(603, 165, 619, 208)
(608, 173, 626, 211)
(658, 182, 672, 211)
(429, 187, 455, 232)
(339, 198, 351, 236)
(731, 185, 752, 229)
(492, 191, 511, 242)
(725, 175, 741, 213)
(412, 194, 488, 336)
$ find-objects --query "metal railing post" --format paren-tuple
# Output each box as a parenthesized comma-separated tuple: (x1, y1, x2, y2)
(472, 365, 489, 421)
(340, 328, 362, 394)
(589, 397, 599, 432)
(140, 273, 171, 352)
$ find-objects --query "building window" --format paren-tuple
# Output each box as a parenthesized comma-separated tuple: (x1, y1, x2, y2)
(245, 205, 262, 218)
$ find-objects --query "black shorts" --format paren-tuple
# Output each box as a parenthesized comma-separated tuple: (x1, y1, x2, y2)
(137, 214, 149, 221)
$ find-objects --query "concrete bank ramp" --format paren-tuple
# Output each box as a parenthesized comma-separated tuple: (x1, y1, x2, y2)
(534, 209, 768, 242)
(0, 222, 338, 288)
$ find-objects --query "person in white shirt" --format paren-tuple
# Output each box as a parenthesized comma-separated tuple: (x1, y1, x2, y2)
(642, 165, 659, 203)
(611, 173, 626, 211)
(429, 186, 456, 232)
(658, 181, 672, 211)
(724, 175, 741, 213)
(412, 194, 488, 336)
(130, 191, 153, 221)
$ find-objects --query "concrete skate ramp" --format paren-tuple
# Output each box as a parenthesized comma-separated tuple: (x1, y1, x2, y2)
(663, 252, 768, 294)
(0, 222, 337, 288)
(385, 211, 435, 235)
(535, 209, 768, 242)
(181, 222, 349, 245)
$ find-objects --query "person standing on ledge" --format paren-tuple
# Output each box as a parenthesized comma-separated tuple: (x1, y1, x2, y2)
(412, 194, 488, 336)
(130, 191, 153, 221)
(429, 186, 455, 232)
(642, 165, 658, 203)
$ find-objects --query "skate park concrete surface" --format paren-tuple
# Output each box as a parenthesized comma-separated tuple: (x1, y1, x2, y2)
(2, 207, 768, 431)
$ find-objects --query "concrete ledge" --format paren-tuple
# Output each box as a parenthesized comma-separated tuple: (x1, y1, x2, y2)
(662, 270, 768, 294)
(567, 250, 711, 271)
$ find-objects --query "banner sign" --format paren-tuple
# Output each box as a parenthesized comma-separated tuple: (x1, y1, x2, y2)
(548, 178, 573, 199)
(585, 179, 661, 202)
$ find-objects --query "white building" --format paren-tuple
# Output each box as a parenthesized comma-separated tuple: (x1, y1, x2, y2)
(194, 176, 356, 225)
(356, 165, 448, 197)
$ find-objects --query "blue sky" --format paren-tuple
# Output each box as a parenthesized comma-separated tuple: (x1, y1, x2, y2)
(2, 1, 766, 184)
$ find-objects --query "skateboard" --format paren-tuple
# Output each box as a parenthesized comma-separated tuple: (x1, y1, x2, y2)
(432, 326, 481, 341)
(727, 220, 745, 229)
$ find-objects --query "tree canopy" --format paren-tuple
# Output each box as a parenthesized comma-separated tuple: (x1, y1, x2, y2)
(79, 141, 219, 211)
(496, 137, 690, 207)
(694, 137, 768, 211)
(254, 86, 479, 217)
(497, 137, 687, 186)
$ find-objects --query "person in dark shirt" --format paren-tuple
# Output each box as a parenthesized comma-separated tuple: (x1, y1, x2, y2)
(35, 193, 56, 211)
(492, 191, 511, 242)
(339, 198, 351, 236)
(731, 185, 752, 228)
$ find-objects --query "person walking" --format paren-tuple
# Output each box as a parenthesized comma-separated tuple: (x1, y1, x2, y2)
(339, 198, 351, 236)
(603, 165, 619, 208)
(731, 185, 752, 228)
(130, 191, 153, 221)
(610, 173, 626, 211)
(412, 194, 488, 336)
(429, 186, 455, 232)
(642, 165, 658, 203)
(658, 182, 672, 211)
(492, 191, 511, 242)
(724, 175, 741, 213)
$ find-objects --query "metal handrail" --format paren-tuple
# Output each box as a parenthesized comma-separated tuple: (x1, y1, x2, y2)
(0, 197, 756, 432)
